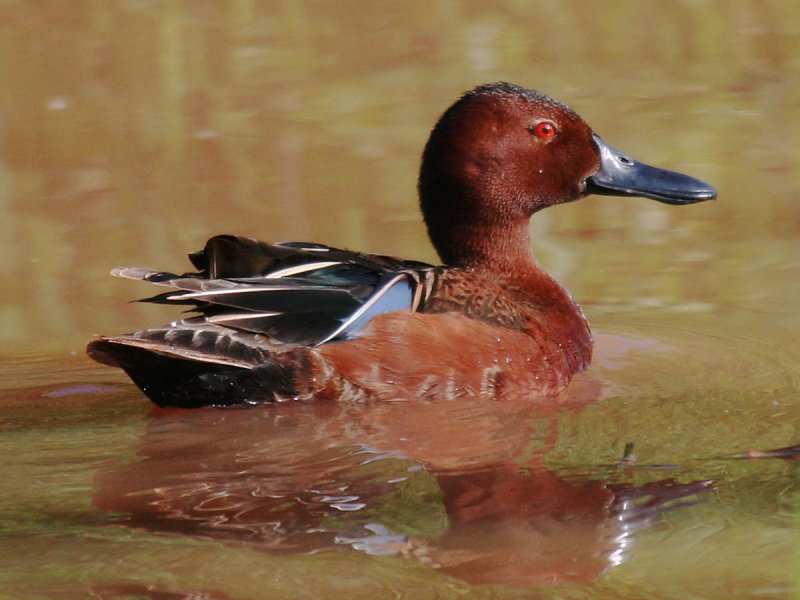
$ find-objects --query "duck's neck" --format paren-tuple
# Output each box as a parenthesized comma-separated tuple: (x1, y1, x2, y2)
(429, 217, 540, 276)
(431, 216, 593, 373)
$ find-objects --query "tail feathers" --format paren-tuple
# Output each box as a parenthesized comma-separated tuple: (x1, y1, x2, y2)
(87, 321, 317, 407)
(88, 320, 282, 368)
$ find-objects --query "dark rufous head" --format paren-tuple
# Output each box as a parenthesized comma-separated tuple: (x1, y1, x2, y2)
(418, 82, 716, 267)
(419, 83, 598, 225)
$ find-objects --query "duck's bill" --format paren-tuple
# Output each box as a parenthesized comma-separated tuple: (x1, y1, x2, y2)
(585, 135, 716, 205)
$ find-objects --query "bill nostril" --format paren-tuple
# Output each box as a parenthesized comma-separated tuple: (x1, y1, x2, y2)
(618, 155, 634, 166)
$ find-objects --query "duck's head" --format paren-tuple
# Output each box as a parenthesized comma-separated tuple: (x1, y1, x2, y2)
(419, 82, 716, 269)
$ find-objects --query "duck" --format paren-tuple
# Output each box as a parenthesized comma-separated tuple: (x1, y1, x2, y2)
(87, 82, 716, 408)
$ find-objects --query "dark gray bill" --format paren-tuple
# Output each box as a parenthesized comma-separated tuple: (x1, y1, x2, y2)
(586, 135, 717, 205)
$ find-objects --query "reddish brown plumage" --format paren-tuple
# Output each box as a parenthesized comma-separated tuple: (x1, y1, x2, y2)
(305, 266, 591, 401)
(419, 82, 599, 271)
(310, 83, 599, 400)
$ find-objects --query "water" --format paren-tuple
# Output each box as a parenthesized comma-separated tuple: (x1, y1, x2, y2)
(1, 1, 799, 598)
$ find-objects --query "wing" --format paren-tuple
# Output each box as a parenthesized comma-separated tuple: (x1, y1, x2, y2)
(112, 235, 438, 347)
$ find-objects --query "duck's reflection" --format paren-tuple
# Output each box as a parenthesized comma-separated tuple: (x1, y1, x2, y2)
(94, 379, 711, 586)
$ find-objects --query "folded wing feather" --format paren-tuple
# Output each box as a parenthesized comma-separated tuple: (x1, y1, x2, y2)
(106, 235, 436, 349)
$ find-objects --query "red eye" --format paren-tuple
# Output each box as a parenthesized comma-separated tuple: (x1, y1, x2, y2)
(531, 120, 558, 141)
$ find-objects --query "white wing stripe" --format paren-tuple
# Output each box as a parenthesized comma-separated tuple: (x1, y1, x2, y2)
(208, 311, 282, 323)
(166, 285, 343, 300)
(266, 261, 342, 278)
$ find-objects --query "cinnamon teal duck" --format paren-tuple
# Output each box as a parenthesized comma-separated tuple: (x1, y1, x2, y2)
(87, 82, 716, 407)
